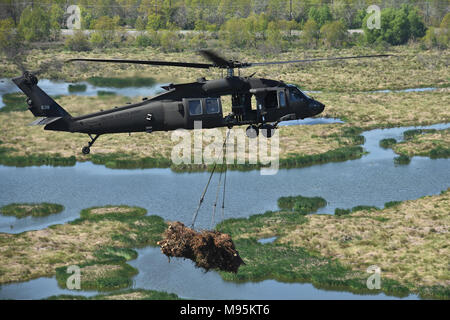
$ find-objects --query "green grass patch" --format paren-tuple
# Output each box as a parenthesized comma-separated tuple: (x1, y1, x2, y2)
(0, 202, 64, 218)
(55, 260, 138, 291)
(93, 247, 138, 262)
(87, 77, 156, 88)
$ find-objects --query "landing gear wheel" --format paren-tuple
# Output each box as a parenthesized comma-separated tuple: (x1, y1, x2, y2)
(246, 125, 259, 139)
(81, 134, 101, 154)
(260, 124, 275, 138)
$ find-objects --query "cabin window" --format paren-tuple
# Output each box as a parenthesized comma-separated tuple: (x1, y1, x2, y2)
(205, 98, 220, 114)
(188, 100, 202, 115)
(278, 91, 286, 108)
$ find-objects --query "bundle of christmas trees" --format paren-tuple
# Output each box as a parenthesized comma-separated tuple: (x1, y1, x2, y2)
(158, 221, 245, 273)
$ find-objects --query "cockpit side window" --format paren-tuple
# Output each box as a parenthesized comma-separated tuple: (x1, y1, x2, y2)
(289, 88, 305, 103)
(188, 100, 202, 115)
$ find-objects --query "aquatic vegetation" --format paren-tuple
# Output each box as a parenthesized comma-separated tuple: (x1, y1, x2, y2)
(277, 195, 327, 214)
(97, 90, 117, 97)
(0, 146, 76, 167)
(87, 77, 156, 88)
(0, 92, 27, 113)
(45, 289, 180, 300)
(335, 205, 379, 216)
(379, 138, 397, 149)
(0, 203, 64, 218)
(394, 154, 411, 165)
(68, 84, 87, 93)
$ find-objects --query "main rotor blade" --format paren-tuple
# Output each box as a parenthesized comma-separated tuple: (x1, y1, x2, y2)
(67, 58, 214, 69)
(247, 54, 393, 67)
(198, 50, 233, 68)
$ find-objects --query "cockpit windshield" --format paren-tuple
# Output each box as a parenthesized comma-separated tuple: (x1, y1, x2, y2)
(287, 85, 309, 102)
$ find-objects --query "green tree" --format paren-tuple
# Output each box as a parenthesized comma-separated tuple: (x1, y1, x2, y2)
(90, 16, 121, 48)
(266, 21, 286, 52)
(146, 13, 164, 30)
(18, 6, 50, 42)
(49, 4, 64, 41)
(65, 30, 91, 51)
(220, 17, 251, 48)
(407, 6, 426, 39)
(308, 5, 332, 28)
(320, 20, 348, 48)
(0, 18, 23, 56)
(135, 16, 146, 31)
(437, 12, 449, 47)
(363, 6, 411, 45)
(301, 18, 320, 48)
(160, 30, 179, 52)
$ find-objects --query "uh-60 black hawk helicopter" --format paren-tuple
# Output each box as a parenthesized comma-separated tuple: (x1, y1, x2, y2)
(12, 50, 390, 154)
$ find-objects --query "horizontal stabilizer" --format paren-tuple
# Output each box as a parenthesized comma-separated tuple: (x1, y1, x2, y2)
(28, 117, 62, 126)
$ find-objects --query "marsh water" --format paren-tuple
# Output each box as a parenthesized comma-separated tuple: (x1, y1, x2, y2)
(0, 78, 448, 299)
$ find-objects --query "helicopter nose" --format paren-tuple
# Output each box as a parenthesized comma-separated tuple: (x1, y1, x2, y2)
(309, 100, 325, 116)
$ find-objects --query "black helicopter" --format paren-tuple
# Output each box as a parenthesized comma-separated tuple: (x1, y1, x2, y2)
(12, 50, 390, 154)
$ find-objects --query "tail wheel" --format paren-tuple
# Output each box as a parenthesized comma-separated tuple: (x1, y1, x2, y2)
(260, 124, 275, 138)
(246, 125, 259, 139)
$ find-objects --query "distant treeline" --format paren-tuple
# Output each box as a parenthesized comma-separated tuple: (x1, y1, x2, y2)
(0, 0, 448, 52)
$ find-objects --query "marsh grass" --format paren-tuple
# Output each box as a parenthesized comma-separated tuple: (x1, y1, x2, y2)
(68, 84, 87, 93)
(393, 154, 411, 165)
(278, 189, 450, 298)
(379, 138, 397, 149)
(45, 289, 180, 300)
(216, 194, 413, 297)
(97, 90, 117, 96)
(87, 77, 156, 88)
(0, 203, 64, 218)
(55, 260, 138, 291)
(392, 128, 450, 159)
(0, 205, 166, 285)
(277, 195, 327, 214)
(0, 92, 27, 113)
(0, 95, 366, 170)
(335, 205, 379, 216)
(1, 45, 448, 93)
(217, 190, 450, 299)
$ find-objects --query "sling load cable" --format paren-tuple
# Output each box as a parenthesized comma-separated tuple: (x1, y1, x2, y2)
(191, 129, 231, 229)
(210, 163, 224, 228)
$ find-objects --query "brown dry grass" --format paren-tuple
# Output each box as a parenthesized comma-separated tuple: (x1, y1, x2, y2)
(319, 88, 450, 128)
